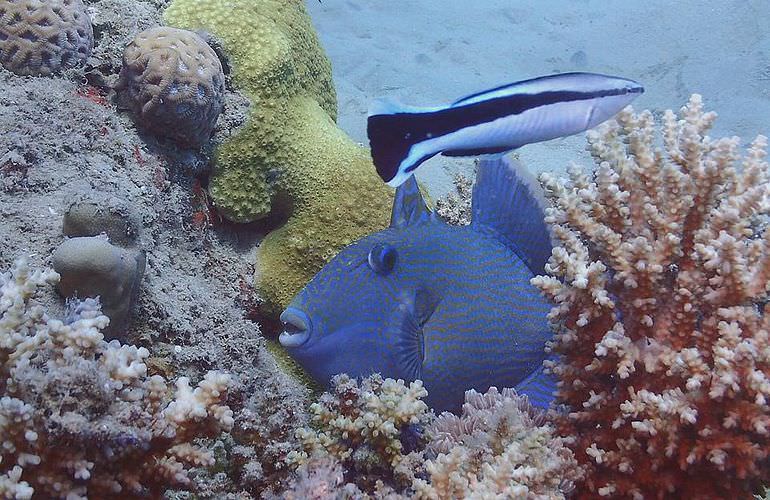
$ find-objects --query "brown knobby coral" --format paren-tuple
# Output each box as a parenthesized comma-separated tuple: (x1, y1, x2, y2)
(116, 26, 225, 148)
(0, 0, 93, 76)
(0, 258, 233, 499)
(532, 95, 770, 498)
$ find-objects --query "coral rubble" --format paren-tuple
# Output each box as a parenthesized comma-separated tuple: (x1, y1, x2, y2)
(532, 95, 770, 497)
(116, 26, 226, 148)
(0, 258, 233, 498)
(164, 0, 392, 315)
(0, 0, 93, 76)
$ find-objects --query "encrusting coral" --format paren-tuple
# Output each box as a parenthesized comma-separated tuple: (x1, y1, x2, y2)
(0, 0, 93, 76)
(532, 95, 770, 497)
(52, 235, 146, 340)
(414, 388, 581, 499)
(116, 26, 225, 148)
(164, 0, 392, 315)
(0, 258, 234, 499)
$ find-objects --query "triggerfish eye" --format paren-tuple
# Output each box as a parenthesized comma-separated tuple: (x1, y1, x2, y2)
(368, 243, 397, 275)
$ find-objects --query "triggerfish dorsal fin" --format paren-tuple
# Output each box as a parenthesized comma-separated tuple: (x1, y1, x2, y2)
(470, 154, 552, 275)
(391, 176, 432, 228)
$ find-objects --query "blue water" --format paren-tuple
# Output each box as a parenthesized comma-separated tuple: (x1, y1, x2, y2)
(308, 0, 770, 195)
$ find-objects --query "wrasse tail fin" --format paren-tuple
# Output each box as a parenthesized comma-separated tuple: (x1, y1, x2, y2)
(368, 98, 436, 187)
(470, 154, 552, 276)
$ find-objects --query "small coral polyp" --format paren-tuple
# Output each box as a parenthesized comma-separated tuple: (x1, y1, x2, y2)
(533, 95, 770, 497)
(116, 26, 225, 148)
(0, 0, 93, 76)
(0, 258, 234, 499)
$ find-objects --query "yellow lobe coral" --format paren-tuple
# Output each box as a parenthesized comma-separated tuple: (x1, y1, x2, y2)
(532, 95, 770, 498)
(164, 0, 392, 315)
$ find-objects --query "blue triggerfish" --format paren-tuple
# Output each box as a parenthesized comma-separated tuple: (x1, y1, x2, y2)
(368, 71, 643, 186)
(279, 154, 560, 412)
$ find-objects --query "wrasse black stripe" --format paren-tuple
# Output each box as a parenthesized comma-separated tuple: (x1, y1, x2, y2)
(451, 71, 642, 106)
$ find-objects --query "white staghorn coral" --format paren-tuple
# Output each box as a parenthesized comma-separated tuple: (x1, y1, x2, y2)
(0, 257, 233, 499)
(435, 172, 473, 226)
(532, 95, 770, 497)
(287, 373, 431, 495)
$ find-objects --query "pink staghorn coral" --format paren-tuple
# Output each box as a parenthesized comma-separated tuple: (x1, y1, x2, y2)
(532, 95, 770, 498)
(0, 258, 233, 499)
(286, 376, 579, 499)
(414, 387, 580, 499)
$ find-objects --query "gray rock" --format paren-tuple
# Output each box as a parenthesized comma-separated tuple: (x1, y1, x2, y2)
(52, 235, 145, 340)
(62, 194, 142, 247)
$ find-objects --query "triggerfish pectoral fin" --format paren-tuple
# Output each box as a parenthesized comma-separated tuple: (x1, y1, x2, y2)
(470, 154, 553, 276)
(514, 361, 558, 409)
(390, 286, 439, 381)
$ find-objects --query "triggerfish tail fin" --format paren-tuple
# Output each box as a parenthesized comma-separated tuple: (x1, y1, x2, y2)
(470, 154, 553, 276)
(390, 175, 432, 228)
(513, 361, 557, 409)
(368, 99, 438, 188)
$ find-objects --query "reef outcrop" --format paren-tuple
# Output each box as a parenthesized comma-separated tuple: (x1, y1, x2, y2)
(0, 258, 234, 498)
(164, 0, 392, 315)
(533, 95, 770, 497)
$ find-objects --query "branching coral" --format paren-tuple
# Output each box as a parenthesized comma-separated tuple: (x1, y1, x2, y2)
(0, 258, 234, 499)
(435, 172, 473, 226)
(414, 388, 580, 499)
(287, 373, 431, 495)
(532, 95, 770, 497)
(285, 376, 580, 499)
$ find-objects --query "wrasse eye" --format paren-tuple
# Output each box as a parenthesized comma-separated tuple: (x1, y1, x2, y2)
(368, 243, 397, 275)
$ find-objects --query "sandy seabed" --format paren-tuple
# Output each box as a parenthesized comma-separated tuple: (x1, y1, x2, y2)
(307, 0, 770, 196)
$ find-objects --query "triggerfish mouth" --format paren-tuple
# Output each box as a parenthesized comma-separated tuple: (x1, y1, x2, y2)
(280, 154, 560, 412)
(368, 71, 643, 186)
